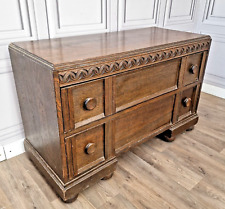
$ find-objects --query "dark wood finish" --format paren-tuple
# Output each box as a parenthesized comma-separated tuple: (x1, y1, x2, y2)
(183, 52, 203, 86)
(9, 27, 211, 202)
(24, 139, 117, 202)
(66, 125, 105, 176)
(9, 48, 64, 180)
(114, 95, 175, 153)
(179, 86, 197, 120)
(85, 143, 96, 155)
(158, 114, 199, 142)
(61, 80, 105, 131)
(101, 172, 114, 180)
(84, 98, 97, 111)
(12, 27, 207, 66)
(1, 93, 225, 209)
(189, 64, 198, 74)
(186, 125, 195, 131)
(115, 59, 180, 112)
(183, 97, 192, 107)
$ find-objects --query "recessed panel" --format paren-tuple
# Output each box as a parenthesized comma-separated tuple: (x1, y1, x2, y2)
(210, 0, 225, 18)
(170, 0, 194, 17)
(125, 0, 155, 21)
(178, 87, 197, 120)
(57, 0, 102, 27)
(0, 0, 23, 31)
(46, 0, 108, 37)
(119, 0, 159, 30)
(61, 80, 105, 132)
(115, 59, 180, 111)
(206, 40, 225, 79)
(183, 52, 203, 86)
(114, 95, 175, 153)
(66, 125, 105, 176)
(203, 0, 225, 26)
(164, 0, 196, 28)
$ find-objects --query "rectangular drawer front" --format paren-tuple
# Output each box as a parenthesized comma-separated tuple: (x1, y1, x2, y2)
(178, 86, 197, 120)
(114, 95, 175, 153)
(66, 125, 105, 176)
(183, 52, 203, 86)
(114, 59, 181, 112)
(61, 80, 105, 132)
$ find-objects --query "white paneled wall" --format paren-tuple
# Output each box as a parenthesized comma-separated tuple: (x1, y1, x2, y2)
(163, 0, 197, 32)
(0, 0, 224, 160)
(195, 0, 225, 96)
(118, 0, 160, 30)
(0, 0, 38, 160)
(46, 0, 110, 38)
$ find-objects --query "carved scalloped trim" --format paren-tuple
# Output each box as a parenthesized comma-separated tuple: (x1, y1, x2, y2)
(58, 41, 210, 84)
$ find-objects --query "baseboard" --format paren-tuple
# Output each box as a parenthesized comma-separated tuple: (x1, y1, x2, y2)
(204, 73, 225, 89)
(2, 138, 25, 160)
(202, 82, 225, 99)
(0, 124, 25, 161)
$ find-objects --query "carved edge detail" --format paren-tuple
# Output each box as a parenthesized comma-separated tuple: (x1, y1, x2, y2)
(58, 41, 210, 84)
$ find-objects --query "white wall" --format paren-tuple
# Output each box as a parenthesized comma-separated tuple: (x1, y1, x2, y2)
(0, 0, 224, 160)
(195, 0, 225, 97)
(0, 0, 39, 160)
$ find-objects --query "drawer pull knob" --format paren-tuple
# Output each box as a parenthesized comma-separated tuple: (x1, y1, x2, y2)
(85, 143, 96, 155)
(84, 98, 97, 110)
(182, 97, 192, 107)
(189, 65, 198, 74)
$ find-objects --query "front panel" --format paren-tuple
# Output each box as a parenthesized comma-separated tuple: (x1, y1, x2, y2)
(66, 124, 105, 177)
(115, 59, 181, 112)
(114, 95, 175, 154)
(183, 52, 203, 86)
(61, 79, 105, 132)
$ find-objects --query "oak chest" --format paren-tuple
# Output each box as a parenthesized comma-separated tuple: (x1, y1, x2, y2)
(9, 27, 211, 202)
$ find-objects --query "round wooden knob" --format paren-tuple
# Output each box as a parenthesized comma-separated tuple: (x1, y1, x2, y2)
(189, 64, 198, 74)
(84, 98, 97, 110)
(85, 143, 96, 155)
(182, 97, 192, 107)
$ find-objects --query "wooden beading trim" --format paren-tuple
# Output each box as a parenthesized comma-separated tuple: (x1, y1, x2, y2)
(58, 40, 211, 86)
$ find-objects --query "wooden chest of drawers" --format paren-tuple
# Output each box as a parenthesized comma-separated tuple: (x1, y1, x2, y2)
(9, 27, 211, 202)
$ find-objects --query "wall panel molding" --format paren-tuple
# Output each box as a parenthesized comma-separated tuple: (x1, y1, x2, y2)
(202, 0, 225, 26)
(195, 0, 225, 97)
(0, 0, 37, 41)
(46, 0, 109, 38)
(118, 0, 160, 30)
(164, 0, 196, 27)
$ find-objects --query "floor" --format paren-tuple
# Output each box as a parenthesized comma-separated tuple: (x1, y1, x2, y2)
(0, 92, 225, 209)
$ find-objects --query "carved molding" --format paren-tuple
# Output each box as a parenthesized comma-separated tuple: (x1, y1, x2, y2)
(58, 41, 210, 84)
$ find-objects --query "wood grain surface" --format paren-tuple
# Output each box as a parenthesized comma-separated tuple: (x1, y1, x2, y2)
(0, 93, 225, 209)
(11, 27, 208, 66)
(9, 27, 211, 202)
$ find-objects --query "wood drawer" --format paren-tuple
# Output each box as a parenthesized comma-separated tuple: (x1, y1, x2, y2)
(114, 59, 181, 112)
(61, 80, 105, 132)
(183, 52, 203, 86)
(66, 125, 105, 176)
(178, 86, 198, 120)
(114, 95, 175, 153)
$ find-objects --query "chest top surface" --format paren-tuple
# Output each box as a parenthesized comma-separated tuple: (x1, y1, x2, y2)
(10, 27, 210, 69)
